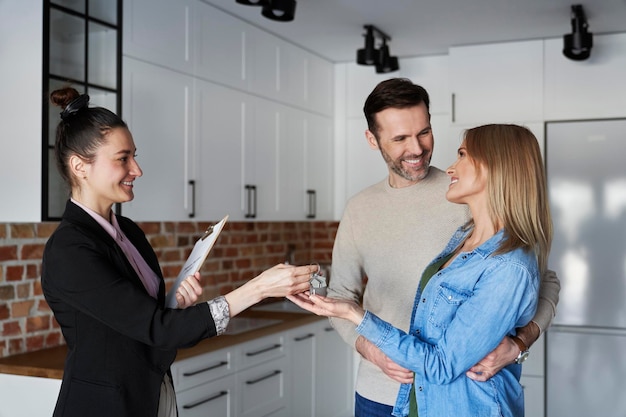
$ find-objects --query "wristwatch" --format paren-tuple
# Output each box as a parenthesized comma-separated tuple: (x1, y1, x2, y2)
(511, 335, 530, 364)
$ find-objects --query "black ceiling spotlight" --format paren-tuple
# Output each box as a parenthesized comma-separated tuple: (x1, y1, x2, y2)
(261, 0, 296, 22)
(563, 4, 593, 61)
(235, 0, 265, 5)
(356, 25, 378, 65)
(356, 25, 399, 73)
(376, 39, 400, 73)
(235, 0, 296, 22)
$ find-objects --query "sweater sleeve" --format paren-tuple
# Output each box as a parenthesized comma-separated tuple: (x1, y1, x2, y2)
(327, 205, 365, 349)
(532, 269, 561, 332)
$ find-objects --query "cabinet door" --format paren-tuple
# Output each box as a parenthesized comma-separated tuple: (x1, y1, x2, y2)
(243, 97, 279, 220)
(176, 374, 236, 417)
(277, 106, 307, 220)
(305, 113, 334, 220)
(307, 54, 334, 116)
(122, 57, 193, 220)
(247, 26, 279, 100)
(123, 0, 194, 74)
(193, 2, 247, 89)
(315, 321, 353, 417)
(171, 346, 236, 392)
(193, 80, 247, 220)
(286, 324, 316, 417)
(449, 40, 544, 125)
(277, 39, 307, 107)
(236, 356, 288, 417)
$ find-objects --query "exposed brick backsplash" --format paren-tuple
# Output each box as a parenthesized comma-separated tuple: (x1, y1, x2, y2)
(0, 220, 338, 358)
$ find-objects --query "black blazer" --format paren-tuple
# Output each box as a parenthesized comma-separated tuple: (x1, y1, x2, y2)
(42, 201, 217, 417)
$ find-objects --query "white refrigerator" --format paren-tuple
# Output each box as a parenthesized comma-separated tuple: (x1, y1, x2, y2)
(546, 119, 626, 416)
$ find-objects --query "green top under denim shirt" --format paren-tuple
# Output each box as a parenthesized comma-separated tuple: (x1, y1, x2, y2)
(409, 252, 455, 417)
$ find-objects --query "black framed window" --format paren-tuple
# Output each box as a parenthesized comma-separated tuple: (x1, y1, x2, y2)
(43, 0, 122, 220)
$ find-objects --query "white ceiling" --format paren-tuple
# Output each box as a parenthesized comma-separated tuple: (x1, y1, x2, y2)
(201, 0, 626, 63)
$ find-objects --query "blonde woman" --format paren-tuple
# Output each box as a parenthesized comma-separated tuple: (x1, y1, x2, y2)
(289, 124, 553, 417)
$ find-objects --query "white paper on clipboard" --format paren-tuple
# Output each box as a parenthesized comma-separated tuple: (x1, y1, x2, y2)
(165, 215, 229, 308)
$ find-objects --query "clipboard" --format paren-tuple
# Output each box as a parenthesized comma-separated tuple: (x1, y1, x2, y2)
(165, 215, 229, 308)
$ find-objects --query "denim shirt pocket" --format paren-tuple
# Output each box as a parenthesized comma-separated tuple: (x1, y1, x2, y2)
(428, 283, 472, 331)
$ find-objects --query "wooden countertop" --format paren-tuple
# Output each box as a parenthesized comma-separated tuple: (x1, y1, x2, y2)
(0, 307, 325, 380)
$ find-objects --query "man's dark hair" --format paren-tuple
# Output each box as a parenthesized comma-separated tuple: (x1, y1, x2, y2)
(363, 78, 430, 137)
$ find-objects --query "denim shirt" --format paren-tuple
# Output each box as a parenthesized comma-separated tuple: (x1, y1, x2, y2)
(356, 227, 539, 417)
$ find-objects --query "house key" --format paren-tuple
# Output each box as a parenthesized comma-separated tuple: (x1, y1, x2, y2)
(309, 264, 327, 296)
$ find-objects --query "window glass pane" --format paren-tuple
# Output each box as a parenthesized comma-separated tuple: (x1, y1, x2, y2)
(50, 9, 85, 81)
(89, 0, 117, 25)
(88, 22, 117, 89)
(51, 0, 85, 14)
(87, 87, 117, 113)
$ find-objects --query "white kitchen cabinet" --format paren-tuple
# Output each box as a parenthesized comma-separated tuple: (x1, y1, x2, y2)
(192, 80, 248, 220)
(193, 2, 247, 90)
(277, 39, 308, 108)
(236, 356, 288, 417)
(315, 321, 353, 417)
(399, 55, 451, 116)
(0, 374, 61, 417)
(242, 96, 280, 220)
(247, 26, 280, 101)
(305, 113, 335, 220)
(286, 320, 353, 417)
(0, 0, 42, 222)
(544, 33, 626, 120)
(176, 374, 236, 417)
(286, 324, 316, 416)
(123, 0, 195, 75)
(122, 57, 194, 221)
(307, 54, 334, 116)
(449, 40, 544, 125)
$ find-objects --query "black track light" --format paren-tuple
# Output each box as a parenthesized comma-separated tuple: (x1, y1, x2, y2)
(356, 24, 399, 73)
(563, 4, 593, 61)
(357, 26, 378, 65)
(375, 40, 399, 73)
(235, 0, 265, 5)
(261, 0, 296, 22)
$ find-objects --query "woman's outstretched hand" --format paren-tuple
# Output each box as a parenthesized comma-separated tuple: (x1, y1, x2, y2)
(287, 292, 365, 325)
(225, 263, 318, 317)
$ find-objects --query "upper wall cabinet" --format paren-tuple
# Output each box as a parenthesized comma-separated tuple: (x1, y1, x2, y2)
(123, 0, 195, 74)
(544, 33, 626, 121)
(193, 2, 247, 90)
(122, 57, 194, 221)
(399, 55, 450, 115)
(449, 40, 544, 125)
(0, 0, 42, 222)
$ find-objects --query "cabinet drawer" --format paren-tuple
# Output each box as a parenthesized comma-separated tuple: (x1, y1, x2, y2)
(238, 333, 286, 370)
(172, 346, 236, 391)
(236, 356, 288, 417)
(176, 374, 236, 417)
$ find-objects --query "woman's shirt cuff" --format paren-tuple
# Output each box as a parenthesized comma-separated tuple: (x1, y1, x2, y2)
(207, 296, 230, 335)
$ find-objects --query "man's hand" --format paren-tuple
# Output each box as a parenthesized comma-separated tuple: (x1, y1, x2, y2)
(355, 336, 414, 384)
(466, 321, 541, 382)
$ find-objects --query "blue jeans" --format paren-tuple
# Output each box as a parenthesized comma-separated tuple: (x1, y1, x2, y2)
(355, 392, 394, 417)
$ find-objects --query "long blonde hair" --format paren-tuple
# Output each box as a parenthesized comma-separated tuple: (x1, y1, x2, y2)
(464, 124, 553, 273)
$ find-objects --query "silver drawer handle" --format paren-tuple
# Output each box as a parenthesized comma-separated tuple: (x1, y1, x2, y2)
(245, 343, 282, 356)
(182, 391, 228, 409)
(183, 361, 228, 377)
(246, 370, 282, 385)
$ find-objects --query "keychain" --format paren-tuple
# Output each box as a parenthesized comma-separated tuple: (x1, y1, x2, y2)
(309, 263, 327, 296)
